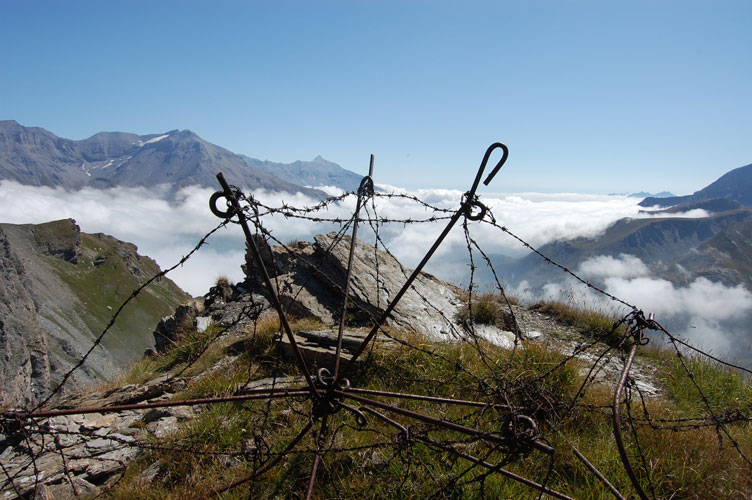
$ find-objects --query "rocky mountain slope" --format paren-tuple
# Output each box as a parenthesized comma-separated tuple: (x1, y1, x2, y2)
(0, 120, 362, 197)
(0, 219, 189, 408)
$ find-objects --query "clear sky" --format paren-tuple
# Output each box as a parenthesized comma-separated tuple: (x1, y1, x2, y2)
(1, 0, 750, 194)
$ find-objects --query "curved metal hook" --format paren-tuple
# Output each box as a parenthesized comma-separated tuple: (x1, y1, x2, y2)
(467, 143, 509, 199)
(316, 367, 333, 387)
(358, 175, 375, 197)
(336, 401, 368, 427)
(460, 143, 508, 222)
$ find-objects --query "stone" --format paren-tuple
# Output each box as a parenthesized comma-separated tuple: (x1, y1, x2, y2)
(33, 477, 99, 500)
(242, 233, 465, 340)
(146, 416, 178, 439)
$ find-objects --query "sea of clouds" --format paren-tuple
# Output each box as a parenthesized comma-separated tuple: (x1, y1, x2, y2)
(1, 180, 749, 364)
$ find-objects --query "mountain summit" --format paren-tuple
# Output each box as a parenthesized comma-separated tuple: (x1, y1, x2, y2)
(0, 121, 363, 196)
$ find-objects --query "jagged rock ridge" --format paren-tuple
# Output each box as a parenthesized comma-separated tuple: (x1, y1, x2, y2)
(639, 162, 752, 208)
(498, 161, 752, 291)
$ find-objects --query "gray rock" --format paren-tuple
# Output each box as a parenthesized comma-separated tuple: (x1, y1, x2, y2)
(242, 232, 466, 341)
(33, 477, 99, 500)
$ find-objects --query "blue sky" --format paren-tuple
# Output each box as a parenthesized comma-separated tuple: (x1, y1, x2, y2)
(1, 0, 750, 193)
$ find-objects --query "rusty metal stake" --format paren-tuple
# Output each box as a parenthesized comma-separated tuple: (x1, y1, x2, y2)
(342, 387, 517, 410)
(572, 447, 627, 500)
(332, 155, 375, 382)
(334, 389, 554, 455)
(334, 143, 508, 387)
(612, 312, 653, 500)
(2, 388, 310, 420)
(215, 173, 320, 398)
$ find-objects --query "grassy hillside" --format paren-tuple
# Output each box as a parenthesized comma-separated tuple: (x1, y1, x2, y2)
(40, 220, 190, 364)
(102, 302, 752, 500)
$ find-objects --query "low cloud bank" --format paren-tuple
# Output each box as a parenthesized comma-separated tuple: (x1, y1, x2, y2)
(2, 181, 749, 363)
(0, 181, 654, 295)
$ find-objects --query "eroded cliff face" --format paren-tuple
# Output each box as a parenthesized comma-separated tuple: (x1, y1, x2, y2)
(0, 219, 189, 408)
(0, 227, 52, 408)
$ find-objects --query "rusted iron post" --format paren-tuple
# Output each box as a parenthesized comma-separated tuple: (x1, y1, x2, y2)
(572, 447, 627, 500)
(214, 173, 320, 398)
(332, 155, 375, 382)
(612, 312, 653, 500)
(334, 389, 554, 455)
(2, 388, 310, 420)
(334, 144, 508, 386)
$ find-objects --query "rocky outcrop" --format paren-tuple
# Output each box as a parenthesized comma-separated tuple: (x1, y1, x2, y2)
(0, 370, 303, 499)
(152, 303, 202, 353)
(242, 232, 467, 340)
(0, 220, 189, 408)
(0, 228, 667, 499)
(0, 374, 192, 499)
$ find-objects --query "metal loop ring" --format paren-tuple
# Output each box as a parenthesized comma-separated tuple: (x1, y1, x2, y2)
(209, 185, 242, 219)
(316, 367, 333, 387)
(512, 414, 538, 439)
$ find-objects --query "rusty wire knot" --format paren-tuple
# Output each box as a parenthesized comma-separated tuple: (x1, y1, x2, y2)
(503, 414, 539, 447)
(462, 192, 488, 221)
(358, 175, 375, 197)
(626, 310, 657, 346)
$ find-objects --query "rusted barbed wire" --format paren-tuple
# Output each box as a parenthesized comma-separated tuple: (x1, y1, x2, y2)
(2, 144, 751, 500)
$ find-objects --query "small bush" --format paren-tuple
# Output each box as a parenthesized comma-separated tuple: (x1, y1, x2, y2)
(456, 292, 515, 329)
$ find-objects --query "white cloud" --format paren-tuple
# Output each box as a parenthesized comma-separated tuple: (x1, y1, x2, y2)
(579, 254, 650, 280)
(2, 181, 750, 363)
(0, 181, 727, 302)
(527, 255, 752, 365)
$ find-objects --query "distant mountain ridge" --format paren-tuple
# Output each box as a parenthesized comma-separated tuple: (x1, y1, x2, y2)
(639, 162, 752, 208)
(497, 161, 752, 291)
(0, 120, 364, 196)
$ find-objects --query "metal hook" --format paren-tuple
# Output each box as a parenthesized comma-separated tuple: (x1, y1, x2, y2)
(358, 175, 375, 197)
(467, 143, 509, 199)
(336, 402, 368, 427)
(316, 367, 333, 387)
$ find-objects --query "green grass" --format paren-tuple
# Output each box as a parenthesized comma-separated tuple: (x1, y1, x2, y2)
(43, 228, 189, 365)
(456, 292, 518, 330)
(104, 307, 752, 500)
(532, 300, 628, 347)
